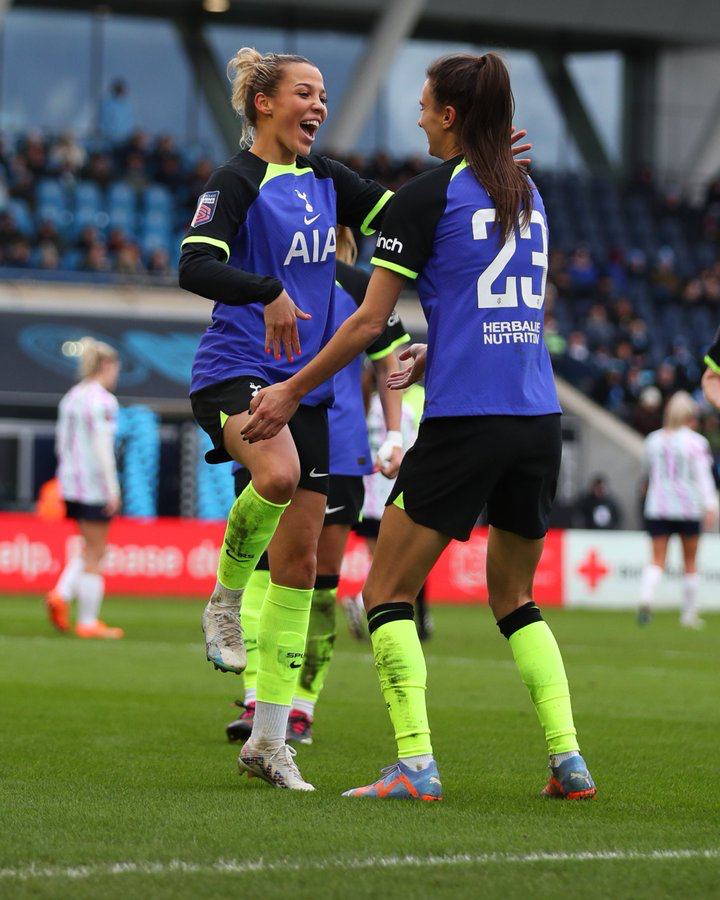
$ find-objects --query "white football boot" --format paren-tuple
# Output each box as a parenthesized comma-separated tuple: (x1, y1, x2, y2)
(202, 589, 246, 673)
(238, 742, 315, 791)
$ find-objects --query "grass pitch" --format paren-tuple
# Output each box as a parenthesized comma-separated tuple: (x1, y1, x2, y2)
(0, 595, 718, 899)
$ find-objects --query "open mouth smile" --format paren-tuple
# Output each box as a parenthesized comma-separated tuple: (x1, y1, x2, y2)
(299, 119, 321, 141)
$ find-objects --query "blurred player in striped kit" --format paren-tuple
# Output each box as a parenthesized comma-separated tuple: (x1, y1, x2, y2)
(639, 391, 718, 627)
(45, 337, 124, 639)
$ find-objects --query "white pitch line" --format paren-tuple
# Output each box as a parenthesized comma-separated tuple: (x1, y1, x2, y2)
(1, 849, 718, 882)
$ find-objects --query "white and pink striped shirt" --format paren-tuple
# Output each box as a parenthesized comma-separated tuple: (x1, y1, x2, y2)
(56, 380, 119, 505)
(644, 426, 717, 521)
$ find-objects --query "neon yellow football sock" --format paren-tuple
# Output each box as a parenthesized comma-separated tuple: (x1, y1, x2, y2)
(295, 587, 337, 704)
(256, 581, 313, 706)
(217, 483, 288, 591)
(369, 606, 432, 759)
(508, 620, 579, 755)
(239, 568, 270, 694)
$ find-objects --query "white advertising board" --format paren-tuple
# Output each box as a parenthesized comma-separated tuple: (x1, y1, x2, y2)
(565, 530, 720, 610)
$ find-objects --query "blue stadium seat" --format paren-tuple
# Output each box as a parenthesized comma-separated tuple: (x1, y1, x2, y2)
(116, 406, 161, 517)
(195, 428, 234, 520)
(109, 205, 136, 234)
(8, 199, 34, 237)
(144, 184, 173, 213)
(74, 181, 103, 211)
(107, 181, 137, 212)
(37, 179, 67, 209)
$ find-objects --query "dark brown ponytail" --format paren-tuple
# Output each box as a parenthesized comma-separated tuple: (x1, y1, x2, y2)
(426, 52, 532, 240)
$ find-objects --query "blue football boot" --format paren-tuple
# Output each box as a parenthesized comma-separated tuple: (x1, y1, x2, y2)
(542, 754, 597, 799)
(342, 760, 443, 800)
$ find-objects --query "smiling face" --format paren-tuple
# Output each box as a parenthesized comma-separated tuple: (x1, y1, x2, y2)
(254, 62, 327, 162)
(417, 79, 460, 161)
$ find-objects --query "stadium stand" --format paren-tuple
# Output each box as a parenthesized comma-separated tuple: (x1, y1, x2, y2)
(0, 129, 718, 461)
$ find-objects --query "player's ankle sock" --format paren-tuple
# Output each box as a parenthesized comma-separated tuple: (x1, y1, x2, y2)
(217, 483, 288, 591)
(498, 602, 579, 756)
(244, 689, 256, 706)
(292, 697, 315, 718)
(255, 581, 313, 706)
(681, 573, 699, 621)
(402, 754, 434, 771)
(368, 602, 432, 758)
(56, 555, 83, 601)
(640, 564, 663, 605)
(76, 572, 104, 626)
(549, 750, 580, 767)
(250, 701, 289, 747)
(239, 568, 271, 693)
(295, 576, 338, 705)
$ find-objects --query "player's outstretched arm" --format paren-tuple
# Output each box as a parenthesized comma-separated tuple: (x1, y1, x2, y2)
(242, 267, 405, 442)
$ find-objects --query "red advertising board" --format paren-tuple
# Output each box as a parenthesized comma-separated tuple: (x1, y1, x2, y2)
(339, 528, 564, 605)
(0, 513, 564, 605)
(0, 513, 224, 596)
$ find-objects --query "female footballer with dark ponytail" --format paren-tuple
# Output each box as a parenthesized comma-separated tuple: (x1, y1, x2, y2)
(245, 51, 596, 802)
(427, 52, 534, 239)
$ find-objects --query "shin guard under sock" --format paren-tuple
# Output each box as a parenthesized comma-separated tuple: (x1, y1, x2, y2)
(368, 602, 432, 759)
(498, 602, 579, 755)
(217, 483, 288, 591)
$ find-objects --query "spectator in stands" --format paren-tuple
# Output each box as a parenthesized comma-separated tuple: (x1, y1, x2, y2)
(147, 246, 171, 275)
(36, 220, 64, 254)
(48, 131, 87, 179)
(81, 241, 111, 273)
(115, 241, 146, 276)
(628, 317, 651, 356)
(543, 313, 567, 357)
(5, 238, 32, 268)
(585, 303, 615, 349)
(663, 337, 700, 392)
(152, 134, 183, 190)
(632, 385, 663, 435)
(38, 243, 61, 270)
(124, 151, 150, 193)
(7, 153, 36, 204)
(654, 360, 678, 401)
(566, 245, 599, 297)
(567, 330, 590, 363)
(82, 151, 114, 189)
(650, 246, 682, 305)
(577, 475, 621, 530)
(99, 79, 135, 145)
(76, 225, 101, 255)
(22, 132, 48, 180)
(0, 210, 22, 250)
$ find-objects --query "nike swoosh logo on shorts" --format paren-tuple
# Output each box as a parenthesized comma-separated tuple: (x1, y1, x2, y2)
(304, 213, 320, 225)
(309, 468, 328, 478)
(325, 505, 345, 515)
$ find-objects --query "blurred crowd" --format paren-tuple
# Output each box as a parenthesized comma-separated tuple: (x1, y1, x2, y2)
(0, 127, 719, 448)
(540, 168, 720, 457)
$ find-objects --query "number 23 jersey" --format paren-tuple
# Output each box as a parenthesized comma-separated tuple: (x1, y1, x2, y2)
(370, 155, 561, 419)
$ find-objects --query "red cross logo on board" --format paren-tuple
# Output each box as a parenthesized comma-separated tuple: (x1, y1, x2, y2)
(577, 549, 610, 591)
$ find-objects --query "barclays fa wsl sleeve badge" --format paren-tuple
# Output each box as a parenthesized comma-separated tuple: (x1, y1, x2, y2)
(191, 191, 220, 227)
